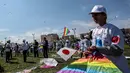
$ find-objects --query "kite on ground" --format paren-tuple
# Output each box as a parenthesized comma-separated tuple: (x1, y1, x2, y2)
(57, 55, 122, 73)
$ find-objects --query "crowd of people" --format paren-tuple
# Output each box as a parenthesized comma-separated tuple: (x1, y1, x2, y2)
(0, 37, 49, 63)
(0, 4, 130, 73)
(0, 33, 93, 63)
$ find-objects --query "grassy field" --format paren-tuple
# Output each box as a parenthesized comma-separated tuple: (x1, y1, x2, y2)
(0, 52, 77, 73)
(0, 45, 130, 73)
(0, 53, 42, 73)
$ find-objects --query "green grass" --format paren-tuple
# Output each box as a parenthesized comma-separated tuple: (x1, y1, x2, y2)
(124, 44, 130, 49)
(0, 52, 76, 73)
(31, 58, 75, 73)
(0, 44, 130, 73)
(124, 44, 130, 56)
(0, 53, 42, 73)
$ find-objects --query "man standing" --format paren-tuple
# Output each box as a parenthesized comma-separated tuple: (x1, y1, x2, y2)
(43, 37, 48, 58)
(79, 35, 91, 58)
(14, 43, 19, 57)
(22, 40, 28, 62)
(26, 42, 30, 56)
(0, 44, 4, 57)
(4, 40, 11, 63)
(65, 39, 71, 48)
(56, 38, 62, 52)
(87, 5, 130, 73)
(33, 40, 39, 57)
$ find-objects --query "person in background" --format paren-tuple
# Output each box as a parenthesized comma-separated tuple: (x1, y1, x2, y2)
(53, 41, 56, 51)
(30, 44, 33, 53)
(22, 40, 28, 62)
(26, 42, 30, 57)
(56, 38, 62, 51)
(65, 39, 71, 48)
(86, 5, 130, 73)
(33, 40, 39, 57)
(84, 35, 91, 47)
(83, 35, 92, 57)
(14, 43, 19, 57)
(0, 44, 4, 57)
(60, 38, 64, 48)
(9, 43, 12, 59)
(48, 41, 53, 52)
(43, 37, 48, 58)
(75, 41, 80, 50)
(4, 40, 11, 63)
(79, 35, 90, 58)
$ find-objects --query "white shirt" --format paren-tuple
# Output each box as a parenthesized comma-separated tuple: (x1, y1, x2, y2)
(22, 43, 29, 50)
(92, 23, 130, 73)
(5, 43, 11, 52)
(65, 40, 71, 48)
(56, 40, 62, 49)
(79, 39, 90, 51)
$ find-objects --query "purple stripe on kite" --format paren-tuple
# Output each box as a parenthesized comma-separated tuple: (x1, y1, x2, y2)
(57, 66, 121, 73)
(57, 58, 122, 73)
(57, 70, 86, 73)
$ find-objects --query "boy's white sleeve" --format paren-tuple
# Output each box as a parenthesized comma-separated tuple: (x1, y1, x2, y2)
(110, 26, 124, 50)
(96, 26, 124, 56)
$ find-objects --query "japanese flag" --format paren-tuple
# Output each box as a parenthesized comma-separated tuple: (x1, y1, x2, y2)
(111, 35, 120, 44)
(57, 47, 77, 61)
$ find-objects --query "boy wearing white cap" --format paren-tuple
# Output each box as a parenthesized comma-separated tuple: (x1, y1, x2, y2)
(87, 5, 130, 73)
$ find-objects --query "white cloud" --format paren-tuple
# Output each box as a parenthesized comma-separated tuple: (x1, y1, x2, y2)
(0, 28, 10, 32)
(3, 27, 62, 44)
(70, 18, 130, 36)
(111, 18, 130, 29)
(7, 20, 95, 41)
(71, 20, 97, 27)
(70, 20, 97, 35)
(0, 28, 10, 36)
(2, 18, 130, 44)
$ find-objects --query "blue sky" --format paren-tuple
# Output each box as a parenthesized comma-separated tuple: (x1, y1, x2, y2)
(0, 0, 130, 43)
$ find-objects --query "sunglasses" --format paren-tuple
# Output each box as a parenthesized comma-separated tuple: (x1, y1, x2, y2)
(92, 13, 106, 16)
(92, 13, 101, 16)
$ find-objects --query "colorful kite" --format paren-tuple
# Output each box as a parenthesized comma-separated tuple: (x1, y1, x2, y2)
(57, 56, 122, 73)
(63, 27, 70, 36)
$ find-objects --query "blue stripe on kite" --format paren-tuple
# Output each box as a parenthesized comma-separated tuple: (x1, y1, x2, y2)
(60, 67, 120, 73)
(62, 67, 86, 72)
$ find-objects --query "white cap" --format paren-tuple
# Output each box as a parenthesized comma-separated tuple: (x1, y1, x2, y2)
(90, 5, 106, 14)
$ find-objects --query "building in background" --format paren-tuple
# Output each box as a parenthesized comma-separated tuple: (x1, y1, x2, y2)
(41, 34, 59, 42)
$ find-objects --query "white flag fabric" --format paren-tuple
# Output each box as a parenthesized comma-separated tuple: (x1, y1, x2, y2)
(57, 47, 77, 61)
(42, 58, 58, 66)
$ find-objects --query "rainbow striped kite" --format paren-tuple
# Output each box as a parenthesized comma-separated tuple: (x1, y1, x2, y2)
(57, 56, 122, 73)
(63, 27, 70, 36)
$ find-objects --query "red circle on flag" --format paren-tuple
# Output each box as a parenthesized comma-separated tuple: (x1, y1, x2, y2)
(62, 49, 70, 55)
(111, 36, 120, 44)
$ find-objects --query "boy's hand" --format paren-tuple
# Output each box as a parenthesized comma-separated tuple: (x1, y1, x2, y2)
(87, 46, 96, 51)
